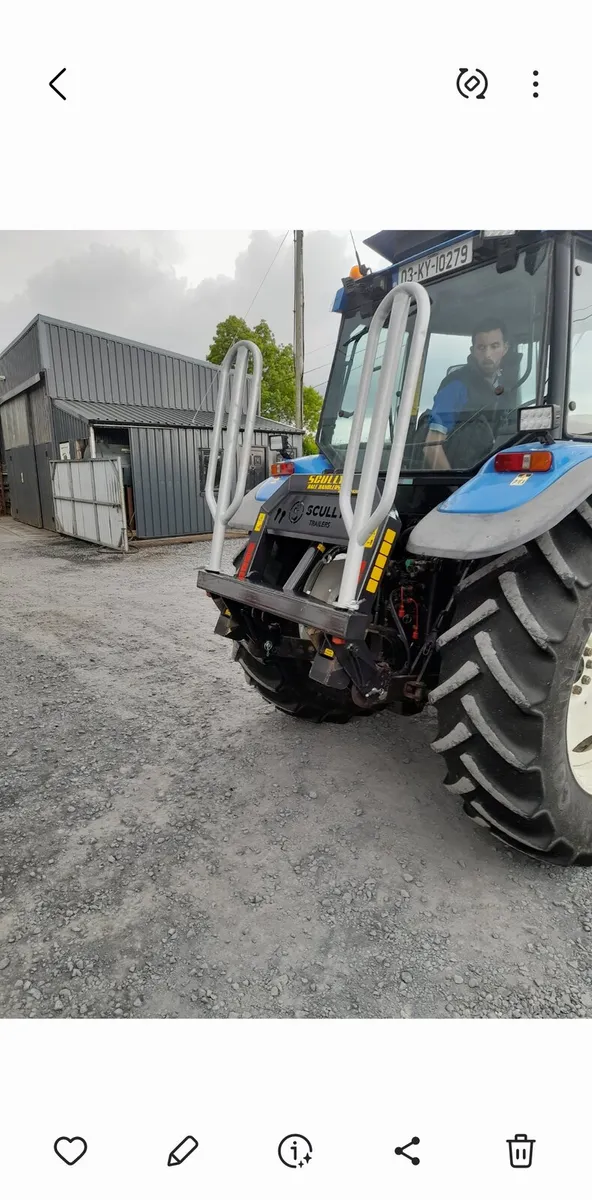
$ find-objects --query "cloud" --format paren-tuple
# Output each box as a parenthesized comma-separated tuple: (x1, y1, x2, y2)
(0, 230, 376, 392)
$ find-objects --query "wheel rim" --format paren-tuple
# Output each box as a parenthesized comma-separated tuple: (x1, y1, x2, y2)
(567, 635, 592, 794)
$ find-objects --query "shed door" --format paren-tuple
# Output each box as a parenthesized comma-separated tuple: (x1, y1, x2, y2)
(51, 458, 128, 550)
(30, 387, 55, 530)
(0, 396, 42, 528)
(35, 443, 55, 529)
(129, 425, 204, 539)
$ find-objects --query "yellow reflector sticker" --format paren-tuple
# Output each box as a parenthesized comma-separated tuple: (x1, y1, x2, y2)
(366, 579, 378, 593)
(371, 566, 382, 582)
(383, 528, 396, 544)
(376, 553, 387, 569)
(322, 647, 335, 657)
(253, 512, 266, 531)
(379, 541, 391, 556)
(364, 529, 377, 549)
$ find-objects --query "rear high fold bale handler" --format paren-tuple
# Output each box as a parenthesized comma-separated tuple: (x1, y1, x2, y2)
(197, 230, 592, 865)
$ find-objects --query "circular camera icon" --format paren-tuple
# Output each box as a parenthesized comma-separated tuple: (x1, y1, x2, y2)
(278, 1134, 313, 1168)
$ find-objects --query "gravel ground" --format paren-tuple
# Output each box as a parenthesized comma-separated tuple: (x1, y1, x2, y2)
(2, 515, 592, 1019)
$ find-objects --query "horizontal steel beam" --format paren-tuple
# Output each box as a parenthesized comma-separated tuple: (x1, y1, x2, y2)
(197, 570, 369, 640)
(51, 493, 122, 507)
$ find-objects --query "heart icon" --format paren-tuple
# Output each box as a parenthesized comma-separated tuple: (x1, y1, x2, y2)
(54, 1136, 88, 1165)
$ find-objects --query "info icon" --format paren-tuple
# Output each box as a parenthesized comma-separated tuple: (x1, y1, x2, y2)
(278, 1134, 313, 1169)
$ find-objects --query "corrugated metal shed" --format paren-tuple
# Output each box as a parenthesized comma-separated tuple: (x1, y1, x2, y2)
(52, 397, 295, 432)
(0, 319, 42, 396)
(1, 314, 303, 541)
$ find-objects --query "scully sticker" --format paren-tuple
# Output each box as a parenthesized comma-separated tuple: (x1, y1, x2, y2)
(306, 473, 343, 491)
(510, 472, 532, 486)
(253, 511, 266, 531)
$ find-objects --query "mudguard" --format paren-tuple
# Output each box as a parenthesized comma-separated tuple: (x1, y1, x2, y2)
(407, 441, 592, 559)
(228, 453, 332, 529)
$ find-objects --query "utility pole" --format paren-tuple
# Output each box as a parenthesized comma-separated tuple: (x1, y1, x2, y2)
(293, 230, 304, 434)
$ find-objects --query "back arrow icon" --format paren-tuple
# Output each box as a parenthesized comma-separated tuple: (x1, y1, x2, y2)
(49, 68, 67, 100)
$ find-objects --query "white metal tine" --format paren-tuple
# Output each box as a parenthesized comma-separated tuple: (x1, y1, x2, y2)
(206, 340, 263, 572)
(336, 282, 431, 609)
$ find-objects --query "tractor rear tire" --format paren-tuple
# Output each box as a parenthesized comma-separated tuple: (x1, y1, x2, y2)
(231, 546, 378, 723)
(234, 642, 371, 723)
(429, 502, 592, 864)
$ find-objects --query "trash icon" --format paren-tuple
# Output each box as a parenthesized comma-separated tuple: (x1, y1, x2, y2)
(507, 1134, 535, 1168)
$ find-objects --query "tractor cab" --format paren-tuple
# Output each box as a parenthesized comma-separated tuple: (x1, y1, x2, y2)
(322, 230, 553, 486)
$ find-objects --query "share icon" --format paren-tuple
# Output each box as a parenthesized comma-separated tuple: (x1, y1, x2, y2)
(395, 1136, 420, 1166)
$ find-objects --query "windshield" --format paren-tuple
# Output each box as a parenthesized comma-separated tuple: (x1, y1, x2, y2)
(318, 241, 551, 473)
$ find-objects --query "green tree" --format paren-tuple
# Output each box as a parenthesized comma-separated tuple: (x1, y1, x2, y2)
(207, 316, 323, 455)
(302, 386, 323, 455)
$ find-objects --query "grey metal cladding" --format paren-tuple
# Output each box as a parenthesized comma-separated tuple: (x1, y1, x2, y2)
(52, 404, 89, 448)
(130, 425, 208, 539)
(129, 426, 274, 539)
(37, 316, 223, 411)
(51, 396, 293, 432)
(29, 385, 53, 446)
(0, 320, 42, 397)
(1, 396, 30, 448)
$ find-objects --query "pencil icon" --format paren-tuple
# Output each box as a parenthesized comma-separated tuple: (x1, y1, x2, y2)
(167, 1135, 199, 1166)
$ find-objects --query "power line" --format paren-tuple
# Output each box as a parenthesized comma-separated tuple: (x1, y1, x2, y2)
(304, 360, 333, 376)
(305, 339, 336, 357)
(244, 230, 290, 320)
(191, 230, 290, 423)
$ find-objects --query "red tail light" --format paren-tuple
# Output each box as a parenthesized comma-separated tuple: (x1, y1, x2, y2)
(494, 450, 553, 473)
(271, 461, 296, 477)
(237, 541, 256, 579)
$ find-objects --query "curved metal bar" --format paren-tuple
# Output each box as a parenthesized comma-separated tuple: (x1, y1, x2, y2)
(206, 340, 263, 571)
(336, 282, 431, 608)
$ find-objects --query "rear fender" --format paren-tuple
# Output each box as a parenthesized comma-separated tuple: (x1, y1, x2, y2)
(406, 441, 592, 559)
(228, 453, 333, 529)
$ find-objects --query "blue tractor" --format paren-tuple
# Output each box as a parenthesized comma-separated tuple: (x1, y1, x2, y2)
(197, 231, 592, 864)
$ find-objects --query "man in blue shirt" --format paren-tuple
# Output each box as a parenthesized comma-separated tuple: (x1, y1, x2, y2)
(423, 319, 510, 470)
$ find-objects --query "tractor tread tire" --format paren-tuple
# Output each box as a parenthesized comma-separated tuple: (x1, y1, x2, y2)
(430, 504, 592, 865)
(234, 642, 371, 723)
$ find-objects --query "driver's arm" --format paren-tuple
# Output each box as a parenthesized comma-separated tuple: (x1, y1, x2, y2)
(424, 428, 451, 470)
(423, 377, 466, 470)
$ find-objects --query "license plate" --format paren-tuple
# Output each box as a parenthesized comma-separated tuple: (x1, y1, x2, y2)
(397, 237, 473, 284)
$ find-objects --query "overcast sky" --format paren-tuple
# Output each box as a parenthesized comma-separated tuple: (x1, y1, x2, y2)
(0, 231, 387, 393)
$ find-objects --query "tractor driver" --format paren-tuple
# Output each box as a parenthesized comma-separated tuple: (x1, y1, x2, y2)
(423, 319, 510, 470)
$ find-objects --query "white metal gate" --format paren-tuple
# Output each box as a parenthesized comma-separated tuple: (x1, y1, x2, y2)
(50, 458, 128, 551)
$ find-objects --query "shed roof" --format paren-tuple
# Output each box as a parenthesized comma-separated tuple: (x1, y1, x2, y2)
(52, 397, 299, 434)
